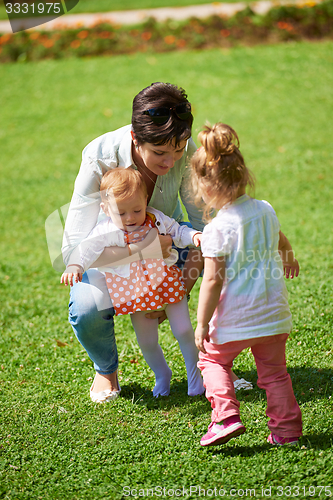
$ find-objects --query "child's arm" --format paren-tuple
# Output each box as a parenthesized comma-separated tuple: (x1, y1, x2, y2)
(192, 232, 202, 247)
(278, 231, 300, 279)
(195, 256, 225, 353)
(61, 264, 84, 287)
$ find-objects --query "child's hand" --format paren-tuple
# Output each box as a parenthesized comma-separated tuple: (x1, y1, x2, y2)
(195, 324, 209, 354)
(60, 265, 83, 287)
(192, 232, 202, 247)
(284, 259, 299, 279)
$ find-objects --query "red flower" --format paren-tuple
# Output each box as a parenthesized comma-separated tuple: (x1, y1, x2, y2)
(77, 30, 89, 39)
(220, 29, 230, 37)
(164, 35, 176, 45)
(141, 31, 152, 41)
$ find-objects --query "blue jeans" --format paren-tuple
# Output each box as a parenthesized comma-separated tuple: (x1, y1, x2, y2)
(68, 223, 192, 374)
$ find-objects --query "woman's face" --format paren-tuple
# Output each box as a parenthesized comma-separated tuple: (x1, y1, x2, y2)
(136, 137, 188, 176)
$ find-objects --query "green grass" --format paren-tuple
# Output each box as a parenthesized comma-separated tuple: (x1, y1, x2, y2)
(0, 0, 259, 21)
(1, 42, 333, 499)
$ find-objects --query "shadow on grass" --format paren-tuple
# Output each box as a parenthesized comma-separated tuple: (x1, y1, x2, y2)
(119, 366, 332, 409)
(203, 431, 333, 456)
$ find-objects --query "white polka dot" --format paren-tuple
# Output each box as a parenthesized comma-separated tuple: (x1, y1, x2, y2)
(116, 277, 121, 282)
(136, 308, 141, 312)
(141, 303, 146, 307)
(125, 291, 130, 296)
(145, 297, 149, 302)
(155, 296, 159, 300)
(136, 298, 141, 303)
(129, 285, 133, 290)
(143, 287, 147, 292)
(149, 291, 153, 296)
(169, 288, 174, 293)
(134, 233, 140, 238)
(142, 259, 146, 265)
(158, 288, 163, 292)
(163, 272, 167, 277)
(163, 282, 168, 287)
(122, 307, 127, 312)
(131, 295, 136, 300)
(168, 277, 173, 282)
(119, 287, 124, 292)
(107, 278, 111, 283)
(108, 289, 112, 293)
(132, 279, 136, 284)
(151, 302, 155, 307)
(148, 264, 153, 269)
(146, 281, 151, 285)
(144, 270, 149, 275)
(123, 280, 127, 286)
(113, 283, 117, 288)
(115, 303, 120, 308)
(163, 292, 168, 297)
(120, 297, 125, 302)
(114, 293, 119, 298)
(175, 291, 179, 297)
(132, 263, 136, 268)
(169, 298, 175, 302)
(157, 267, 162, 272)
(157, 277, 162, 283)
(174, 282, 179, 286)
(126, 301, 132, 306)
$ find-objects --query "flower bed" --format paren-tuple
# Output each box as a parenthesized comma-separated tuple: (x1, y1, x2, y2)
(1, 0, 333, 62)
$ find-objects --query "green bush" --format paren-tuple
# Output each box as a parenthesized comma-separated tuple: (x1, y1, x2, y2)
(1, 0, 333, 62)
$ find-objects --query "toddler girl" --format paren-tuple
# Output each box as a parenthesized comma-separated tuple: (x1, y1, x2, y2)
(191, 123, 302, 447)
(61, 168, 205, 398)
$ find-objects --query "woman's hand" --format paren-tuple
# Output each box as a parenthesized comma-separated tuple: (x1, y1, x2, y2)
(137, 228, 172, 261)
(145, 310, 167, 324)
(158, 233, 173, 260)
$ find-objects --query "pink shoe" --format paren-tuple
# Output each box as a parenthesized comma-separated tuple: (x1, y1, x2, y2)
(200, 417, 246, 447)
(267, 433, 299, 446)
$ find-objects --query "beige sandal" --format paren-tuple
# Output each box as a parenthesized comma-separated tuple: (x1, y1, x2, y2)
(90, 375, 121, 403)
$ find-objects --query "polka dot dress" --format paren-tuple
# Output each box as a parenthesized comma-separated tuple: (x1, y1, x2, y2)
(105, 215, 186, 316)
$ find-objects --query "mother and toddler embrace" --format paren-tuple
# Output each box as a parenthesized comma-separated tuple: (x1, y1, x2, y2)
(60, 82, 302, 448)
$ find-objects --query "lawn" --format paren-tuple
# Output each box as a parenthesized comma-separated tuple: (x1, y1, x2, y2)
(0, 0, 260, 21)
(0, 41, 333, 499)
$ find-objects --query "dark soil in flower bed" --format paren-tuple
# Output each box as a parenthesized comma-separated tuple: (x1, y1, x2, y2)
(1, 0, 332, 62)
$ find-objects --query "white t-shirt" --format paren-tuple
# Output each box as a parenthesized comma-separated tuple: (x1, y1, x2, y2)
(201, 195, 292, 344)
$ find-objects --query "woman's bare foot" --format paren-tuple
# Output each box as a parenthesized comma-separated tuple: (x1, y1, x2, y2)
(91, 371, 119, 393)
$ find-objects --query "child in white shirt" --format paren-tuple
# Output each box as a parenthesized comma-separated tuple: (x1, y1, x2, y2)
(191, 123, 302, 447)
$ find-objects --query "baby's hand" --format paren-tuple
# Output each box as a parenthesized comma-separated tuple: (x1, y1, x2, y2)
(60, 265, 83, 287)
(193, 232, 202, 247)
(195, 324, 209, 354)
(284, 259, 300, 279)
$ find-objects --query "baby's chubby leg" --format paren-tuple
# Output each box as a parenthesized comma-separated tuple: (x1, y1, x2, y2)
(166, 299, 205, 396)
(131, 311, 172, 397)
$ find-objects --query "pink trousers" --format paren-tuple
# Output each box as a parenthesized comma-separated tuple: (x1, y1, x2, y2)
(198, 333, 302, 438)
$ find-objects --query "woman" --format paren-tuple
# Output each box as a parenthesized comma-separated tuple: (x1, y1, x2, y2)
(62, 82, 205, 401)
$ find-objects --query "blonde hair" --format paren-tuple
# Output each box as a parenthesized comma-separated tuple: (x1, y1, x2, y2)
(100, 168, 147, 203)
(191, 123, 255, 220)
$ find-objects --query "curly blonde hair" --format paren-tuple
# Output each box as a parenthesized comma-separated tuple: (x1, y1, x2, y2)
(100, 168, 147, 203)
(191, 123, 255, 220)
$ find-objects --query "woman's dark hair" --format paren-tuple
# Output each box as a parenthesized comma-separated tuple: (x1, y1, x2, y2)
(132, 82, 193, 146)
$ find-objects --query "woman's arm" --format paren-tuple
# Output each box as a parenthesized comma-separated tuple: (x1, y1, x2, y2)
(92, 229, 172, 268)
(195, 256, 225, 353)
